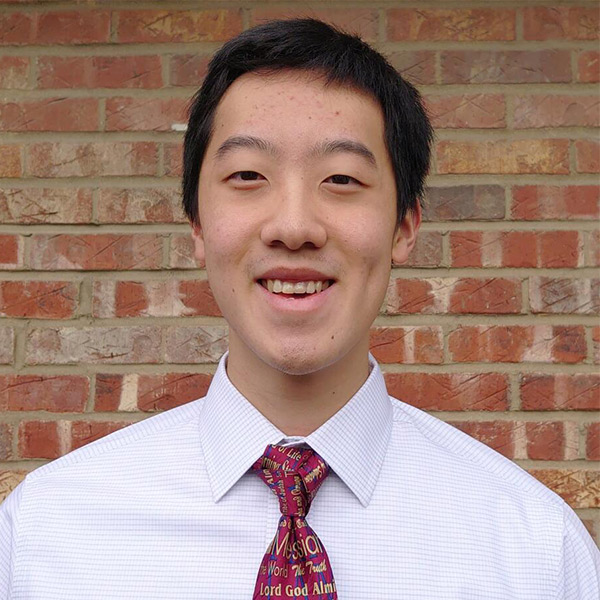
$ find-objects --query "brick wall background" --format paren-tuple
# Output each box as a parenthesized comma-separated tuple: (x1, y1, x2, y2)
(0, 1, 598, 540)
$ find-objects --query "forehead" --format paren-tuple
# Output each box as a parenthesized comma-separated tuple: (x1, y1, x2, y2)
(207, 70, 387, 156)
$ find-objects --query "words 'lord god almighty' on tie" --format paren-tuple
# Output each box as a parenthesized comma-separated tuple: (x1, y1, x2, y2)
(251, 444, 337, 600)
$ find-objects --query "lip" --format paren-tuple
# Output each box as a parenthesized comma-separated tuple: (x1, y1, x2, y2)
(256, 278, 335, 313)
(256, 268, 334, 283)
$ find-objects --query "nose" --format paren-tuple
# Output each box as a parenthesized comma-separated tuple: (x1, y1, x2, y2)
(260, 183, 327, 250)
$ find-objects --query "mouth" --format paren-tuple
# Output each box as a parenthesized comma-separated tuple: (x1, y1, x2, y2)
(258, 278, 336, 298)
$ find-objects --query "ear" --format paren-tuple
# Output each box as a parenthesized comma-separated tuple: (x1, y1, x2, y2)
(391, 203, 422, 266)
(190, 221, 206, 268)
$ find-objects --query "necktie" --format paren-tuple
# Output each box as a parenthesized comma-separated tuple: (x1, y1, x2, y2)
(251, 444, 337, 600)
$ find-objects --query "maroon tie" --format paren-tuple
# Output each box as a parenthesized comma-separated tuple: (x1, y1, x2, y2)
(251, 444, 337, 600)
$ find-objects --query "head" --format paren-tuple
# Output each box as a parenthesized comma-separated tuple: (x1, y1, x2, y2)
(182, 18, 433, 228)
(182, 19, 433, 380)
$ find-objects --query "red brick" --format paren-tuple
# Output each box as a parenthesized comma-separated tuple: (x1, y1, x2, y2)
(0, 56, 28, 88)
(0, 375, 88, 412)
(27, 142, 157, 177)
(513, 95, 600, 128)
(425, 94, 505, 129)
(576, 140, 600, 173)
(530, 276, 599, 315)
(450, 421, 513, 458)
(0, 12, 33, 45)
(403, 231, 442, 267)
(164, 142, 183, 177)
(18, 421, 60, 459)
(385, 372, 509, 411)
(97, 188, 185, 223)
(0, 188, 92, 224)
(437, 139, 570, 174)
(71, 421, 130, 451)
(449, 325, 586, 364)
(170, 54, 210, 87)
(0, 327, 14, 364)
(137, 373, 212, 412)
(0, 144, 21, 177)
(38, 55, 163, 89)
(385, 277, 520, 315)
(511, 186, 599, 221)
(0, 234, 20, 268)
(35, 11, 110, 44)
(388, 9, 515, 41)
(116, 9, 242, 43)
(441, 50, 571, 84)
(369, 326, 443, 364)
(29, 234, 163, 270)
(523, 7, 599, 41)
(26, 326, 162, 365)
(0, 97, 98, 131)
(94, 372, 212, 413)
(425, 185, 505, 221)
(164, 326, 229, 363)
(0, 424, 12, 461)
(593, 326, 600, 364)
(589, 229, 600, 268)
(526, 422, 565, 461)
(0, 281, 78, 319)
(106, 98, 187, 131)
(252, 8, 377, 41)
(388, 51, 435, 85)
(521, 374, 600, 411)
(578, 51, 600, 83)
(92, 279, 221, 318)
(450, 231, 581, 268)
(529, 469, 599, 509)
(169, 233, 196, 269)
(586, 422, 600, 460)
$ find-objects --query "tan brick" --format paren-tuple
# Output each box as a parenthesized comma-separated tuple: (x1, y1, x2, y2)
(437, 139, 570, 174)
(441, 50, 571, 84)
(98, 188, 185, 224)
(578, 51, 600, 83)
(0, 375, 88, 412)
(0, 188, 92, 224)
(106, 98, 187, 131)
(592, 326, 600, 364)
(29, 234, 163, 270)
(0, 97, 98, 131)
(523, 7, 599, 41)
(0, 145, 22, 177)
(385, 372, 509, 411)
(425, 94, 505, 129)
(0, 327, 14, 364)
(388, 9, 515, 41)
(388, 51, 435, 85)
(511, 186, 599, 221)
(26, 326, 162, 365)
(38, 55, 163, 89)
(0, 56, 29, 89)
(513, 95, 600, 128)
(0, 471, 26, 503)
(164, 326, 228, 363)
(164, 142, 183, 177)
(529, 469, 599, 509)
(589, 229, 600, 268)
(521, 374, 600, 411)
(0, 281, 78, 319)
(27, 142, 158, 177)
(369, 326, 443, 364)
(575, 140, 600, 173)
(0, 424, 12, 461)
(116, 9, 243, 43)
(425, 185, 505, 221)
(169, 233, 196, 269)
(530, 276, 599, 315)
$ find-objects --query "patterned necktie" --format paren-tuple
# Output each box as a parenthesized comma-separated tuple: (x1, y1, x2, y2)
(251, 444, 337, 600)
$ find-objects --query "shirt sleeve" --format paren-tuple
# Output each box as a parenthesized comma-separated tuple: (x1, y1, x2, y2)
(557, 501, 600, 599)
(0, 480, 25, 600)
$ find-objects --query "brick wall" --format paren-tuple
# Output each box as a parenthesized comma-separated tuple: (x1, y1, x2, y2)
(0, 1, 598, 540)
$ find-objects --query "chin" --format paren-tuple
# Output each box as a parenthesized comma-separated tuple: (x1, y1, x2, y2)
(260, 342, 340, 377)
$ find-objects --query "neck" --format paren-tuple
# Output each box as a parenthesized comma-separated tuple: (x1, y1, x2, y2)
(225, 341, 370, 437)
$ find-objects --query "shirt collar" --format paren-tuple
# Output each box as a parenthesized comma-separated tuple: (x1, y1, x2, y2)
(199, 352, 393, 508)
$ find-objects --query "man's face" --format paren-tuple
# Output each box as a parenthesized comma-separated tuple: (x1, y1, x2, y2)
(192, 70, 419, 376)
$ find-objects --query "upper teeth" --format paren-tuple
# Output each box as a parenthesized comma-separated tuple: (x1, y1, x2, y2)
(263, 280, 330, 294)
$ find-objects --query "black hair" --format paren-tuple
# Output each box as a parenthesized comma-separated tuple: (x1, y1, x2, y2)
(182, 18, 433, 227)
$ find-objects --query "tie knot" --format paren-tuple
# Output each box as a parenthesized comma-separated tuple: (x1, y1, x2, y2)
(252, 444, 330, 516)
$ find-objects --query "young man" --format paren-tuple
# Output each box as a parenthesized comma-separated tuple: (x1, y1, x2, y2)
(0, 19, 598, 600)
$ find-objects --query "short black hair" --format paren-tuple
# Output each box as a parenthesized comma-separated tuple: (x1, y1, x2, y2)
(182, 18, 433, 227)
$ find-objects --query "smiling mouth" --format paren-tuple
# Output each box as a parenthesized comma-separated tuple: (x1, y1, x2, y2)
(258, 279, 335, 296)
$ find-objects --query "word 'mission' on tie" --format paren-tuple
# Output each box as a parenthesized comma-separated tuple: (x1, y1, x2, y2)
(251, 445, 337, 600)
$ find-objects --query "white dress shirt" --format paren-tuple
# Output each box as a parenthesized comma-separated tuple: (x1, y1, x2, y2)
(1, 352, 598, 599)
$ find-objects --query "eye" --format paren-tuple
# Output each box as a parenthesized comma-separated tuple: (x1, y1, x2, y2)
(324, 174, 360, 185)
(229, 171, 265, 182)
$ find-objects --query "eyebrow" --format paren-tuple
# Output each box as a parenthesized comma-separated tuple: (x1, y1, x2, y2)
(214, 135, 279, 161)
(310, 139, 377, 167)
